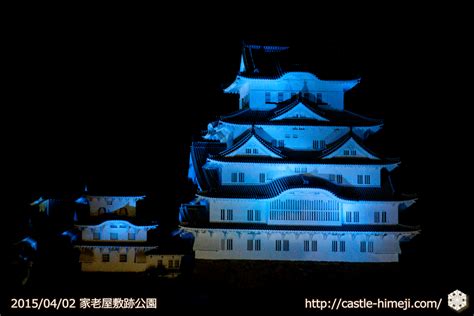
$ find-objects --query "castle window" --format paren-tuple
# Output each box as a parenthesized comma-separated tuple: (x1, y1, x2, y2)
(283, 240, 289, 251)
(247, 239, 253, 251)
(220, 209, 225, 220)
(316, 92, 322, 102)
(247, 240, 261, 251)
(110, 233, 118, 240)
(381, 211, 387, 223)
(168, 260, 173, 268)
(259, 173, 265, 183)
(315, 140, 324, 149)
(354, 212, 360, 222)
(304, 240, 310, 252)
(340, 241, 346, 252)
(374, 212, 380, 223)
(247, 209, 253, 221)
(329, 174, 336, 182)
(255, 210, 261, 221)
(275, 240, 282, 251)
(312, 240, 318, 252)
(278, 140, 285, 148)
(364, 175, 371, 184)
(351, 150, 356, 156)
(253, 148, 258, 154)
(332, 240, 338, 252)
(255, 240, 261, 251)
(120, 254, 127, 262)
(102, 254, 110, 262)
(226, 209, 233, 221)
(278, 92, 284, 102)
(304, 240, 317, 252)
(265, 92, 271, 103)
(361, 241, 374, 252)
(221, 239, 233, 250)
(239, 172, 245, 183)
(245, 148, 251, 154)
(336, 175, 343, 184)
(357, 175, 363, 184)
(346, 212, 352, 223)
(231, 173, 237, 183)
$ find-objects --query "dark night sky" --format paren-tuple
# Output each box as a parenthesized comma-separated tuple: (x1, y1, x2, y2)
(4, 5, 473, 292)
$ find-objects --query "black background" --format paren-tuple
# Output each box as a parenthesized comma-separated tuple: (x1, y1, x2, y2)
(4, 4, 473, 315)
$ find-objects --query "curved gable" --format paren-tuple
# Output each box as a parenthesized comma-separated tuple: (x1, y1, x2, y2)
(322, 136, 381, 160)
(271, 102, 329, 121)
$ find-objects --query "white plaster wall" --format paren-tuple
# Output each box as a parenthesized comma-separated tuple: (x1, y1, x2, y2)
(80, 221, 154, 241)
(238, 73, 357, 111)
(209, 198, 266, 223)
(257, 125, 349, 150)
(226, 136, 280, 158)
(80, 247, 146, 272)
(87, 196, 143, 217)
(343, 202, 399, 225)
(205, 189, 404, 226)
(221, 124, 377, 145)
(188, 229, 402, 262)
(78, 247, 183, 272)
(323, 138, 379, 160)
(217, 161, 383, 187)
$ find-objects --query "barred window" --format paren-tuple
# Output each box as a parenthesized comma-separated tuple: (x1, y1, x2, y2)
(255, 240, 261, 251)
(283, 240, 289, 251)
(304, 240, 310, 252)
(275, 240, 282, 251)
(247, 239, 253, 251)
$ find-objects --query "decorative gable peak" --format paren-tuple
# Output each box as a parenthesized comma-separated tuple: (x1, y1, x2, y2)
(321, 133, 381, 160)
(217, 127, 284, 159)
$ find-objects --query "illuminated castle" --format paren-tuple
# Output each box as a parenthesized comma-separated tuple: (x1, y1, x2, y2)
(32, 192, 184, 274)
(179, 43, 419, 262)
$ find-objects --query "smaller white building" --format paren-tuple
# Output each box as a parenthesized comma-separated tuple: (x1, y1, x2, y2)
(76, 220, 184, 273)
(75, 195, 144, 217)
(71, 192, 185, 274)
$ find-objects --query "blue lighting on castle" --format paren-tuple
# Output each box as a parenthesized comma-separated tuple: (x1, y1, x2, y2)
(179, 43, 419, 262)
